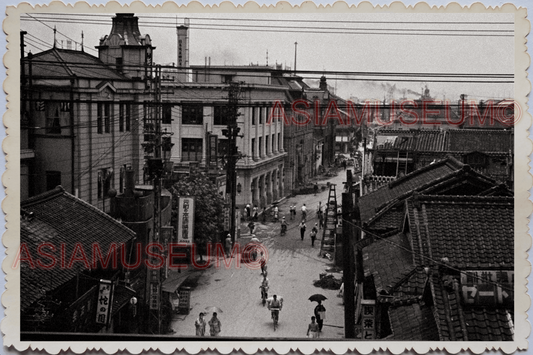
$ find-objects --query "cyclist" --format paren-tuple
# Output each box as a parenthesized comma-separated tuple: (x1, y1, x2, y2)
(259, 275, 269, 305)
(268, 294, 283, 325)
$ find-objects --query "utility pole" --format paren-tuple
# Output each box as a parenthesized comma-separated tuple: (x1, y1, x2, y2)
(144, 65, 168, 334)
(294, 42, 298, 73)
(222, 81, 243, 245)
(342, 172, 356, 338)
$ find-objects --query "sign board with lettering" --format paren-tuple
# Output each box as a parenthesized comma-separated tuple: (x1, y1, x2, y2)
(95, 280, 113, 325)
(460, 270, 513, 306)
(177, 197, 195, 245)
(207, 134, 218, 168)
(361, 299, 376, 340)
(178, 286, 191, 314)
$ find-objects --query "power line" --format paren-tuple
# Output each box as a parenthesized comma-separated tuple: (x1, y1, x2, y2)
(38, 13, 517, 25)
(21, 16, 514, 34)
(20, 16, 515, 38)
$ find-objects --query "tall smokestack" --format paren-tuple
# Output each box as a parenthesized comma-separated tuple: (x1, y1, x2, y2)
(176, 18, 190, 82)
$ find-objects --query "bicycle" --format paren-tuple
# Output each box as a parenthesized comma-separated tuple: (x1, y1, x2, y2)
(270, 308, 280, 331)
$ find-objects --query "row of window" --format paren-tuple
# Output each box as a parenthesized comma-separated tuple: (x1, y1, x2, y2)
(97, 102, 132, 134)
(251, 133, 281, 158)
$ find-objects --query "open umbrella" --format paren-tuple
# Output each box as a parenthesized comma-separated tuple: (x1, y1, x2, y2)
(308, 294, 327, 302)
(205, 306, 223, 313)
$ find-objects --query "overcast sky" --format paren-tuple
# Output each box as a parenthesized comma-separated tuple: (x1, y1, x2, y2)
(21, 11, 514, 102)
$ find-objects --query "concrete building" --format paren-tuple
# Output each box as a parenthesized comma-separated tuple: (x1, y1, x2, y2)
(21, 13, 154, 211)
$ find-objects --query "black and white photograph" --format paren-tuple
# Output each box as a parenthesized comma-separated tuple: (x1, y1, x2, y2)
(3, 1, 531, 353)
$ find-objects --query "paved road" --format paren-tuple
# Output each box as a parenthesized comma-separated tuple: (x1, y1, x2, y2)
(170, 169, 352, 339)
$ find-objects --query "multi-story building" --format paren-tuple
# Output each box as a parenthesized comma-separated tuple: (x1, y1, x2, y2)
(160, 63, 290, 209)
(21, 13, 154, 211)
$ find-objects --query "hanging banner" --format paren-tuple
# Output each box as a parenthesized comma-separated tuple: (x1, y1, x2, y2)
(177, 197, 195, 245)
(95, 280, 113, 326)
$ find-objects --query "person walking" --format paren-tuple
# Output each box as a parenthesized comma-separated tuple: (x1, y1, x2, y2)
(248, 221, 255, 235)
(253, 205, 258, 221)
(307, 316, 320, 338)
(260, 252, 268, 276)
(301, 204, 307, 222)
(225, 234, 232, 257)
(314, 183, 319, 196)
(289, 205, 296, 220)
(299, 221, 307, 241)
(314, 301, 326, 332)
(310, 223, 318, 247)
(195, 312, 206, 336)
(246, 203, 251, 221)
(208, 312, 222, 336)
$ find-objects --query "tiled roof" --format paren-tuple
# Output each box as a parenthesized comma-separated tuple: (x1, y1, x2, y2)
(359, 156, 464, 222)
(365, 166, 504, 231)
(446, 129, 513, 153)
(374, 129, 447, 152)
(20, 186, 136, 311)
(363, 233, 414, 294)
(406, 195, 513, 267)
(387, 303, 440, 340)
(27, 48, 125, 80)
(429, 273, 513, 341)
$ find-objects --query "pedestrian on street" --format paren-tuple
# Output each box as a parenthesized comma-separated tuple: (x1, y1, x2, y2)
(208, 312, 222, 336)
(260, 252, 268, 276)
(289, 205, 296, 220)
(195, 312, 206, 336)
(299, 221, 307, 241)
(246, 203, 251, 221)
(311, 223, 318, 247)
(314, 183, 319, 196)
(253, 205, 258, 221)
(225, 234, 232, 257)
(307, 316, 320, 338)
(248, 221, 255, 234)
(342, 160, 347, 170)
(262, 207, 267, 222)
(314, 301, 326, 332)
(301, 204, 307, 222)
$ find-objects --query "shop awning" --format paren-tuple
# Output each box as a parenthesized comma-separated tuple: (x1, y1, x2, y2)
(162, 270, 190, 293)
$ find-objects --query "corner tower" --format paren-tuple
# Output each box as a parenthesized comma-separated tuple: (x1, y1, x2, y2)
(97, 13, 155, 79)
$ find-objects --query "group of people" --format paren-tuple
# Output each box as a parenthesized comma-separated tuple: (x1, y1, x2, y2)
(245, 204, 259, 222)
(307, 301, 326, 338)
(194, 312, 222, 337)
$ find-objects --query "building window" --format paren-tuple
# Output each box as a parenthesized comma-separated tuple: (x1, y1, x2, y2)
(98, 168, 112, 200)
(259, 137, 263, 157)
(278, 133, 281, 151)
(214, 105, 228, 126)
(218, 138, 229, 159)
(272, 134, 275, 152)
(119, 104, 125, 132)
(125, 103, 131, 132)
(97, 102, 111, 134)
(46, 106, 61, 134)
(252, 107, 256, 126)
(182, 138, 203, 161)
(222, 75, 234, 84)
(266, 136, 270, 154)
(182, 104, 203, 125)
(259, 107, 263, 125)
(46, 171, 61, 191)
(163, 104, 173, 124)
(251, 138, 255, 158)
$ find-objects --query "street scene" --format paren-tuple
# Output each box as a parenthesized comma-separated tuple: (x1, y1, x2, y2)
(14, 8, 519, 346)
(169, 173, 347, 338)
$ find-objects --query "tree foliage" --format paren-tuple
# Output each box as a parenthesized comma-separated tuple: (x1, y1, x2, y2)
(170, 172, 225, 248)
